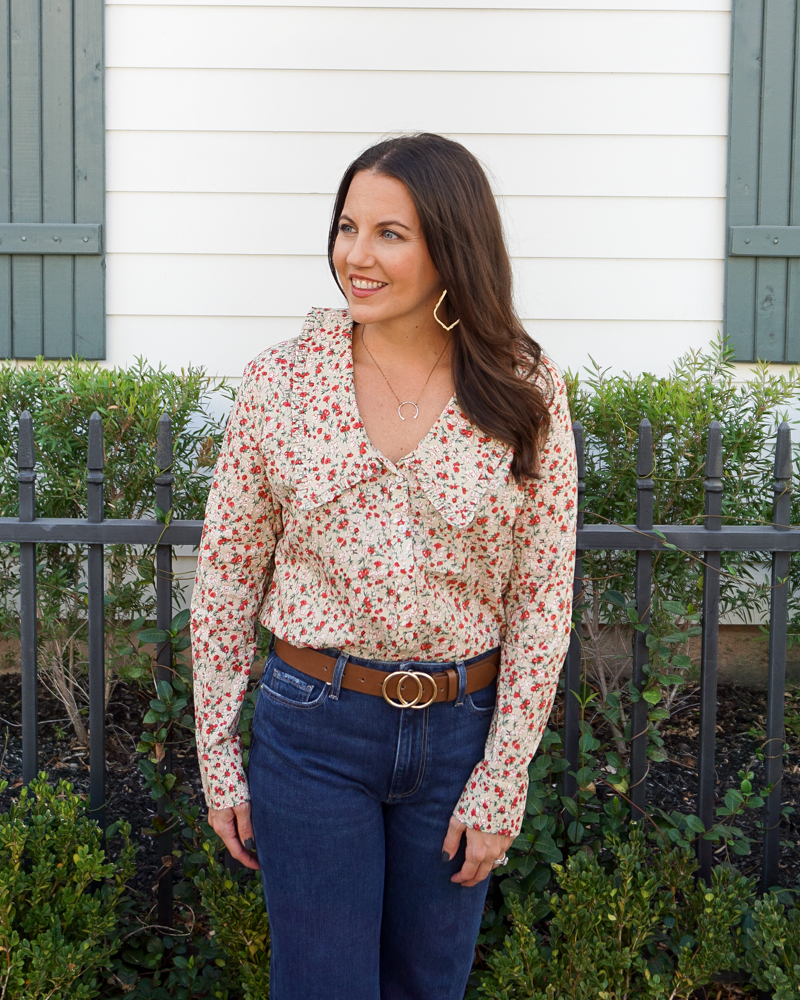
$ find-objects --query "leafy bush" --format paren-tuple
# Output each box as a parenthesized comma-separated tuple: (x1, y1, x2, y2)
(104, 608, 265, 999)
(743, 891, 800, 998)
(108, 840, 268, 1000)
(477, 824, 754, 1000)
(195, 846, 270, 1000)
(0, 775, 135, 999)
(566, 342, 800, 703)
(473, 594, 769, 970)
(567, 344, 800, 541)
(0, 358, 232, 739)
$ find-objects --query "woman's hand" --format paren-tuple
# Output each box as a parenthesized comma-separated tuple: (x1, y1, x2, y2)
(208, 803, 261, 870)
(441, 816, 513, 887)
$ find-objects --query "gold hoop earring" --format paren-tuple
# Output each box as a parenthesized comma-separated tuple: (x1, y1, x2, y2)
(433, 289, 460, 332)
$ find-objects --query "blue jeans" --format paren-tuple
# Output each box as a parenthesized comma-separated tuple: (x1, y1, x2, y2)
(248, 644, 499, 1000)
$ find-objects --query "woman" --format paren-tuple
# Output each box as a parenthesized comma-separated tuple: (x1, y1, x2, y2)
(191, 132, 577, 1000)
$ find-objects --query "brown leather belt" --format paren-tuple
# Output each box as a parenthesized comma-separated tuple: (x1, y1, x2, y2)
(273, 637, 499, 709)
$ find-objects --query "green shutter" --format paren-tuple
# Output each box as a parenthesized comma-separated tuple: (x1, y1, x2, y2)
(0, 0, 105, 360)
(725, 0, 800, 363)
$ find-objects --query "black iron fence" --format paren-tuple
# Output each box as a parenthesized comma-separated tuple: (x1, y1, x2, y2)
(0, 410, 797, 925)
(563, 417, 796, 891)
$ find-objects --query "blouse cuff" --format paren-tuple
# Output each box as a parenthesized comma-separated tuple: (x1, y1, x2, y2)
(453, 760, 529, 838)
(197, 734, 252, 811)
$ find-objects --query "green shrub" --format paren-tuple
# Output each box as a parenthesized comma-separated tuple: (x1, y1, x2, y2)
(566, 342, 800, 704)
(0, 357, 230, 522)
(477, 824, 754, 1000)
(0, 775, 135, 999)
(195, 846, 270, 1000)
(104, 611, 265, 1000)
(566, 344, 800, 539)
(104, 839, 268, 1000)
(109, 922, 231, 999)
(743, 891, 800, 998)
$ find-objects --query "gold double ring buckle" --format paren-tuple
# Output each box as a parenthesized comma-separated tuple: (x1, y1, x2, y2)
(382, 669, 438, 709)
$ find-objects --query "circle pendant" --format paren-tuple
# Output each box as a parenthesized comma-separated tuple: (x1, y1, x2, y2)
(397, 401, 419, 421)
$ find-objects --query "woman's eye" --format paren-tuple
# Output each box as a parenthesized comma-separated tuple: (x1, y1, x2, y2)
(382, 230, 400, 241)
(338, 223, 355, 234)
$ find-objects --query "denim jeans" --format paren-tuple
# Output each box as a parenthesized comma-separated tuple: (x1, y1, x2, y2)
(248, 644, 499, 1000)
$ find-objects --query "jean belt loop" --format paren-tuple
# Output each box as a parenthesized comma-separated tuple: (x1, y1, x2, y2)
(259, 633, 276, 690)
(455, 660, 468, 707)
(329, 651, 349, 701)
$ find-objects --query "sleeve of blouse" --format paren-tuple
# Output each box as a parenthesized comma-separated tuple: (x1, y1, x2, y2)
(191, 360, 283, 811)
(454, 371, 577, 838)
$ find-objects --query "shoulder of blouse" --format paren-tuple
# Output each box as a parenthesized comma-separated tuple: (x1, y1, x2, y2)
(539, 357, 571, 415)
(236, 306, 351, 417)
(507, 355, 572, 457)
(526, 354, 565, 407)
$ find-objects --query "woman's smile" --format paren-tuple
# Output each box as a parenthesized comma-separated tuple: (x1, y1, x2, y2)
(350, 273, 388, 297)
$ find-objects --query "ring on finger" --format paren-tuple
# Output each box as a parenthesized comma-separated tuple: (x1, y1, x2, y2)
(491, 853, 509, 868)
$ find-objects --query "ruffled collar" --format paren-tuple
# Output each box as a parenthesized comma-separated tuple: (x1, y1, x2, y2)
(290, 307, 513, 527)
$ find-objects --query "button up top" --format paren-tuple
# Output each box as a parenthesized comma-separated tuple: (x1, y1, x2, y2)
(191, 307, 578, 836)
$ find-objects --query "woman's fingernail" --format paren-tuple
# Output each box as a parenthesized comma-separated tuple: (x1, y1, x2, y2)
(441, 851, 450, 863)
(244, 838, 256, 852)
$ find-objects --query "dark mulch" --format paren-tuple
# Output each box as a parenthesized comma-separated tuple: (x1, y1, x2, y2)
(689, 989, 757, 1000)
(0, 672, 207, 901)
(647, 682, 800, 887)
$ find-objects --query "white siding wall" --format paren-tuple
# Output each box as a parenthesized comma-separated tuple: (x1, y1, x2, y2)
(104, 0, 731, 379)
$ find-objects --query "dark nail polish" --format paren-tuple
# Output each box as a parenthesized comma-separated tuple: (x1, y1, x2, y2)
(244, 838, 256, 852)
(441, 851, 450, 863)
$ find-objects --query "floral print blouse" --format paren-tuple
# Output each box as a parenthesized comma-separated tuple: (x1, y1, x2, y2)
(191, 307, 577, 837)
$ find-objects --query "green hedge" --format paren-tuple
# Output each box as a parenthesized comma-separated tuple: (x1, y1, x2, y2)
(566, 341, 800, 630)
(0, 776, 135, 999)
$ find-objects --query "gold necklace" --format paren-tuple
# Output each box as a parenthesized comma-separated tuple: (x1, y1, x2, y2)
(360, 326, 451, 421)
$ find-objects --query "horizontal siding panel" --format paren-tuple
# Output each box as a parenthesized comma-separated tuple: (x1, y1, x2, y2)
(107, 313, 301, 373)
(530, 319, 724, 374)
(106, 253, 723, 320)
(105, 0, 732, 10)
(107, 254, 342, 315)
(514, 257, 722, 319)
(107, 191, 726, 259)
(106, 69, 729, 135)
(507, 197, 724, 258)
(107, 131, 727, 198)
(105, 192, 335, 254)
(106, 315, 724, 378)
(107, 8, 729, 74)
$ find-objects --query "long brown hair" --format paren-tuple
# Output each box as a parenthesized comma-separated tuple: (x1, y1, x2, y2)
(327, 132, 551, 481)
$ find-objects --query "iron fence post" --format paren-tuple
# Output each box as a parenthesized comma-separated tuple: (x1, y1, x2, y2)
(18, 412, 38, 786)
(87, 412, 106, 828)
(763, 422, 792, 890)
(563, 422, 585, 798)
(697, 421, 722, 883)
(156, 413, 175, 927)
(630, 419, 654, 819)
